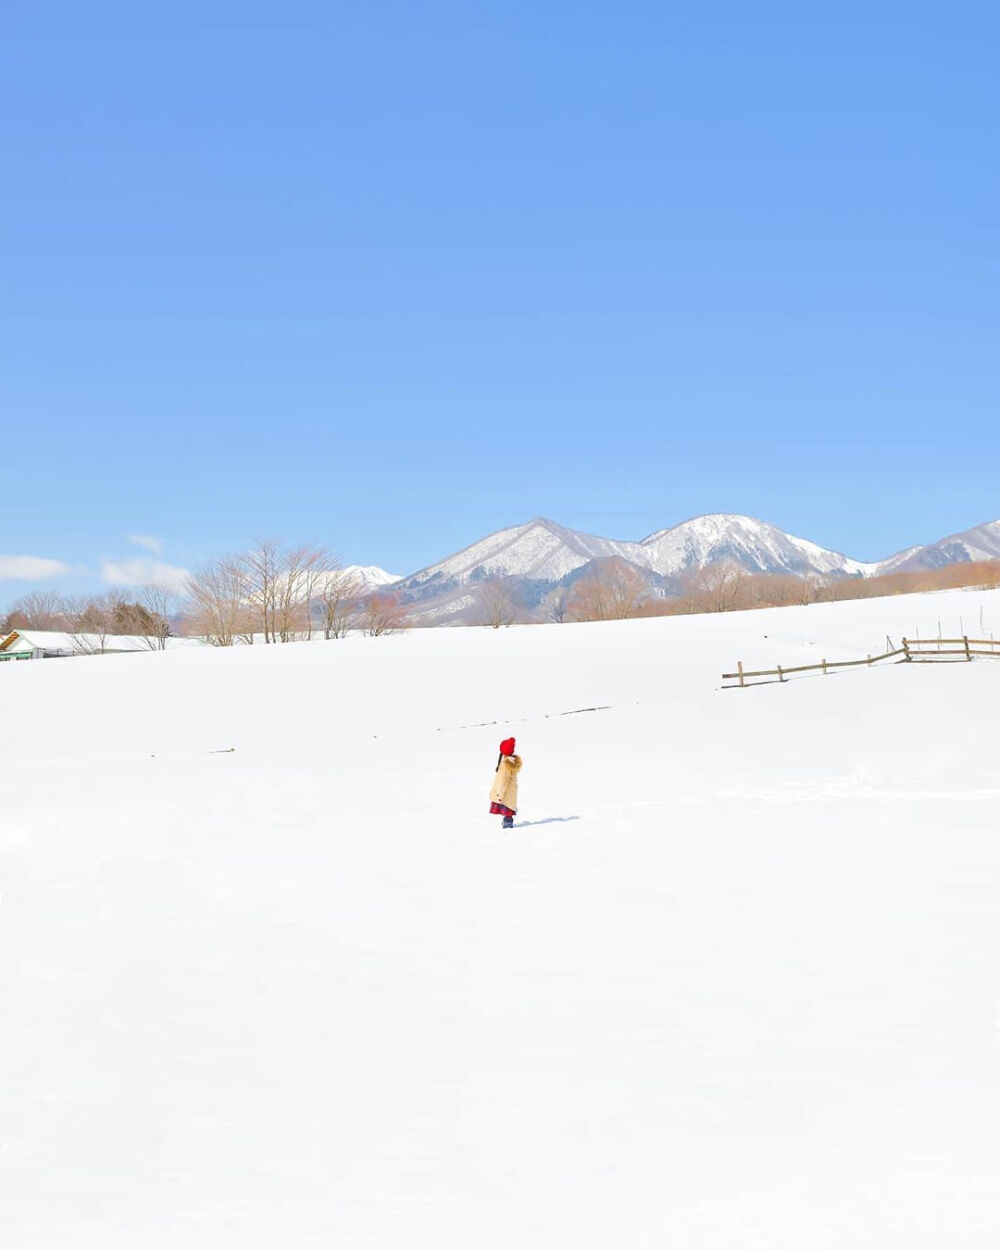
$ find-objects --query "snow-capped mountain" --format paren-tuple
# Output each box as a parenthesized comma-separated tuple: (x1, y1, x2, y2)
(388, 514, 875, 622)
(341, 565, 400, 589)
(395, 513, 870, 593)
(394, 518, 642, 592)
(382, 512, 1000, 624)
(876, 519, 1000, 574)
(637, 513, 875, 578)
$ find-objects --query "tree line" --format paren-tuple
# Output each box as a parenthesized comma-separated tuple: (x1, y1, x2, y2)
(0, 585, 176, 652)
(472, 555, 1000, 626)
(0, 539, 410, 649)
(184, 540, 407, 644)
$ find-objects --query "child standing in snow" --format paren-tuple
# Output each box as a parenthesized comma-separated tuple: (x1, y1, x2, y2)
(490, 737, 522, 829)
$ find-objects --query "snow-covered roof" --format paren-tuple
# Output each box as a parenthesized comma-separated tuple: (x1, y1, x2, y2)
(0, 632, 35, 653)
(0, 630, 204, 654)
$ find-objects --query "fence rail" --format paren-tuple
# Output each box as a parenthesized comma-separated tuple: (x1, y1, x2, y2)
(723, 636, 1000, 688)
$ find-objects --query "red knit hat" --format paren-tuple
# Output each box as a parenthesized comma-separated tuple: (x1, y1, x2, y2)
(499, 737, 516, 757)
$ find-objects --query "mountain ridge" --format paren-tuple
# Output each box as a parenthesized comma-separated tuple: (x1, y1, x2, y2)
(381, 513, 1000, 623)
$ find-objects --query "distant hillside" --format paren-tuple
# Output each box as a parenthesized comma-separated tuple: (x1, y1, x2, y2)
(382, 513, 1000, 624)
(877, 519, 1000, 574)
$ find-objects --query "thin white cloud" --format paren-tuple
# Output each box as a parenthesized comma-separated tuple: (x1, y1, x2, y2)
(127, 534, 164, 553)
(100, 557, 191, 592)
(0, 554, 71, 581)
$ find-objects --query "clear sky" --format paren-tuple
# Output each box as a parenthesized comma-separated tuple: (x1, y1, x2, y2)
(2, 2, 998, 605)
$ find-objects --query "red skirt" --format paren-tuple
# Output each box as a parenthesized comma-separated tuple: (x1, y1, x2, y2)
(490, 802, 516, 817)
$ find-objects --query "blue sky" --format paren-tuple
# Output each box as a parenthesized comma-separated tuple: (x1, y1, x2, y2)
(2, 2, 998, 605)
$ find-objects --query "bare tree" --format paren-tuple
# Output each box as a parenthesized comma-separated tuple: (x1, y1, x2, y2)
(126, 584, 176, 649)
(604, 560, 650, 618)
(743, 572, 816, 609)
(239, 538, 335, 642)
(241, 537, 281, 643)
(276, 544, 331, 642)
(475, 576, 520, 628)
(1, 590, 68, 632)
(546, 587, 570, 624)
(185, 557, 252, 646)
(63, 594, 113, 654)
(359, 592, 409, 637)
(186, 540, 346, 645)
(568, 558, 650, 622)
(676, 561, 751, 613)
(317, 568, 363, 639)
(567, 574, 610, 622)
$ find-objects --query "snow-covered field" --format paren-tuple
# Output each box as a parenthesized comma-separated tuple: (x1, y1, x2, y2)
(3, 587, 1000, 1248)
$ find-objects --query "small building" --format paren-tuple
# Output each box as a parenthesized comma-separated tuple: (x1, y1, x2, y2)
(0, 630, 203, 660)
(0, 631, 43, 660)
(1, 630, 102, 659)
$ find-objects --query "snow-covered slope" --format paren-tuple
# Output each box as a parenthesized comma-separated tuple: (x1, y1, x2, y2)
(639, 512, 874, 577)
(395, 517, 641, 590)
(878, 518, 1000, 573)
(4, 586, 1000, 1247)
(873, 543, 924, 574)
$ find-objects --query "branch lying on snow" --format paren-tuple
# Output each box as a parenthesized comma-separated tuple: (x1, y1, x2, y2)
(439, 705, 614, 733)
(553, 706, 611, 717)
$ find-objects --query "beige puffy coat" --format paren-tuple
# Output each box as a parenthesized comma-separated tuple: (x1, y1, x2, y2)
(490, 754, 522, 811)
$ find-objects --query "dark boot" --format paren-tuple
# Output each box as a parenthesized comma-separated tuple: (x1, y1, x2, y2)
(502, 815, 514, 829)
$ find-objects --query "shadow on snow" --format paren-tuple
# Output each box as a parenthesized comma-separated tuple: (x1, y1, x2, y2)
(511, 816, 581, 828)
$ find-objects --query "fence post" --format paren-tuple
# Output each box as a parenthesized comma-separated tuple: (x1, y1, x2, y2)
(777, 664, 785, 683)
(964, 635, 972, 661)
(867, 654, 872, 666)
(902, 637, 911, 661)
(737, 660, 745, 688)
(822, 658, 828, 676)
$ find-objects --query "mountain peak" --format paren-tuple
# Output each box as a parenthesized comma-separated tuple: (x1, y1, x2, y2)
(395, 516, 642, 591)
(638, 513, 866, 577)
(641, 512, 770, 544)
(341, 565, 400, 589)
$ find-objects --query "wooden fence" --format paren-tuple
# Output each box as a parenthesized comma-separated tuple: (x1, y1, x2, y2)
(723, 636, 1000, 689)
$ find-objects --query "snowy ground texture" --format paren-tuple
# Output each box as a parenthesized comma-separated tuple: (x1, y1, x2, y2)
(3, 587, 1000, 1248)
